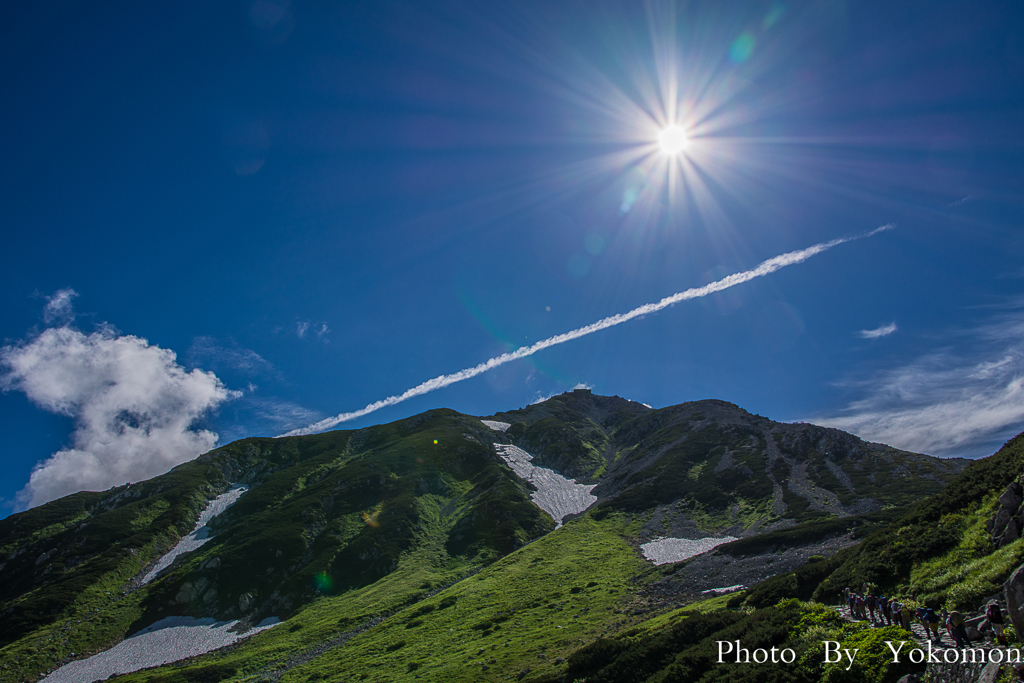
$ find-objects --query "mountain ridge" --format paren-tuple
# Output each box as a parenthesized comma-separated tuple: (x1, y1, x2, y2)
(0, 392, 970, 683)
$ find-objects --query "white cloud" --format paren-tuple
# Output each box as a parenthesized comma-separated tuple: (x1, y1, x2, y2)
(293, 321, 328, 342)
(247, 397, 322, 433)
(816, 312, 1024, 457)
(43, 288, 78, 325)
(1, 321, 237, 509)
(187, 337, 274, 376)
(859, 322, 897, 339)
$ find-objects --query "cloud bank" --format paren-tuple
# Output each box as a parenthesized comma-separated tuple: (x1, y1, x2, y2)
(2, 297, 236, 509)
(818, 310, 1024, 457)
(860, 322, 897, 339)
(286, 224, 894, 436)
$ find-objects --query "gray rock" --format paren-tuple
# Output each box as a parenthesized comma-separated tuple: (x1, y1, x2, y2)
(999, 519, 1021, 548)
(175, 585, 194, 604)
(1004, 563, 1024, 639)
(1000, 488, 1023, 513)
(977, 661, 1002, 683)
(239, 592, 254, 612)
(966, 626, 982, 640)
(993, 507, 1013, 538)
(35, 549, 56, 567)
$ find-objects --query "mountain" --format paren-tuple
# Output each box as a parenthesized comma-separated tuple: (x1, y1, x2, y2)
(545, 432, 1024, 683)
(0, 391, 968, 683)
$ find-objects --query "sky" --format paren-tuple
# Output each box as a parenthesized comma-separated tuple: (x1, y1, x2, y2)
(2, 0, 1023, 513)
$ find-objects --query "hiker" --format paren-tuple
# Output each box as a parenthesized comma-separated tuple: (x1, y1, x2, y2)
(943, 610, 953, 640)
(880, 596, 892, 626)
(949, 610, 970, 648)
(924, 607, 941, 642)
(856, 594, 866, 619)
(900, 602, 914, 631)
(867, 594, 876, 623)
(988, 601, 1008, 645)
(848, 591, 856, 617)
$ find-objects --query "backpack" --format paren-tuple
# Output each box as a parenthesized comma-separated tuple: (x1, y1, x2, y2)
(987, 604, 1003, 623)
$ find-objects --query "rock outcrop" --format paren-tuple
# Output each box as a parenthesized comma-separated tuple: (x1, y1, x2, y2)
(987, 481, 1024, 548)
(1004, 563, 1024, 639)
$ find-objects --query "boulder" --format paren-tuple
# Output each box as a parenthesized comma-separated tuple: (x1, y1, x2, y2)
(1001, 482, 1023, 512)
(993, 507, 1013, 539)
(966, 626, 982, 640)
(1004, 563, 1024, 639)
(978, 661, 1002, 683)
(1000, 519, 1022, 548)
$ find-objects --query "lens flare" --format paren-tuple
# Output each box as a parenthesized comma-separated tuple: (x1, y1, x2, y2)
(314, 571, 333, 593)
(658, 125, 688, 155)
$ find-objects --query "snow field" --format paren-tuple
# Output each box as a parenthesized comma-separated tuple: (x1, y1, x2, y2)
(481, 420, 511, 432)
(43, 616, 279, 683)
(494, 444, 596, 525)
(141, 485, 247, 584)
(640, 536, 739, 565)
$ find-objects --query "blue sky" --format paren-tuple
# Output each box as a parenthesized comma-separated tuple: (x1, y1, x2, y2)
(2, 0, 1023, 512)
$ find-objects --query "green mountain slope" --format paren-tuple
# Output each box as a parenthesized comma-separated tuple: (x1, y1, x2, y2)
(494, 390, 965, 532)
(523, 431, 1024, 683)
(0, 392, 968, 683)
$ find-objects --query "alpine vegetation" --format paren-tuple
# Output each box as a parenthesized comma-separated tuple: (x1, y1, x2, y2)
(1, 390, 983, 683)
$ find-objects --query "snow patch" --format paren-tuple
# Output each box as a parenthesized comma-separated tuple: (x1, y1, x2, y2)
(42, 616, 279, 683)
(481, 420, 511, 432)
(640, 536, 738, 565)
(142, 485, 246, 584)
(702, 584, 745, 595)
(494, 444, 596, 525)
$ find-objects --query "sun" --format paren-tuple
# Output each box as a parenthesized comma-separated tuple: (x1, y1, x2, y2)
(657, 124, 689, 155)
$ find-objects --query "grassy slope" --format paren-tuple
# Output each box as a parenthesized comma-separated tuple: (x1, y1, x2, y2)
(734, 431, 1024, 613)
(536, 598, 916, 683)
(0, 466, 227, 680)
(813, 432, 1024, 604)
(113, 512, 646, 683)
(0, 412, 554, 683)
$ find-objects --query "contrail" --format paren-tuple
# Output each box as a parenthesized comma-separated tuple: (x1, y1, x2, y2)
(283, 224, 894, 436)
